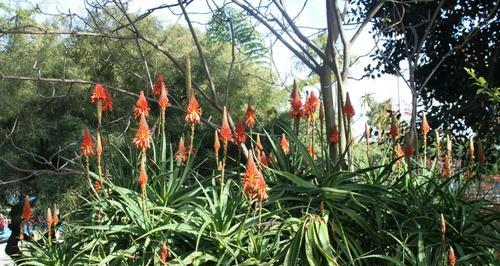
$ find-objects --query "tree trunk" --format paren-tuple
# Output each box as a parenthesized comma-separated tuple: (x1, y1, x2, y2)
(320, 64, 338, 162)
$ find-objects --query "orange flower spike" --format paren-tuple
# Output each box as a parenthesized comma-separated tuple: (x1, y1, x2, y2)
(389, 114, 399, 140)
(132, 114, 151, 151)
(175, 137, 188, 163)
(52, 206, 59, 226)
(440, 213, 446, 239)
(185, 93, 202, 126)
(160, 243, 169, 264)
(421, 112, 430, 135)
(403, 134, 414, 159)
(91, 83, 107, 124)
(255, 134, 263, 154)
(307, 143, 317, 159)
(260, 152, 269, 167)
(395, 143, 404, 160)
(443, 156, 452, 177)
(289, 81, 303, 120)
(343, 92, 355, 120)
(96, 133, 103, 158)
(90, 83, 107, 104)
(94, 180, 102, 191)
(220, 107, 232, 144)
(329, 127, 339, 144)
(214, 130, 220, 158)
(46, 208, 53, 229)
(448, 247, 456, 266)
(280, 133, 289, 155)
(158, 89, 170, 111)
(102, 88, 113, 112)
(256, 175, 269, 201)
(304, 91, 320, 118)
(81, 129, 95, 158)
(138, 164, 148, 195)
(233, 119, 247, 145)
(21, 195, 32, 220)
(133, 90, 150, 119)
(242, 150, 267, 200)
(244, 103, 256, 128)
(153, 74, 165, 97)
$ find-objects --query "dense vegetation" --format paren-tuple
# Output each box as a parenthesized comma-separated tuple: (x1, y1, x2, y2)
(0, 1, 498, 265)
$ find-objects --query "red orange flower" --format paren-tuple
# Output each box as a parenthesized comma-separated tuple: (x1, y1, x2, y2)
(259, 152, 268, 167)
(244, 103, 256, 128)
(133, 114, 151, 151)
(233, 119, 247, 145)
(448, 247, 456, 266)
(389, 114, 399, 140)
(307, 143, 317, 160)
(440, 213, 446, 239)
(94, 180, 102, 191)
(242, 150, 268, 201)
(158, 85, 170, 111)
(175, 137, 188, 163)
(81, 129, 95, 158)
(404, 134, 414, 159)
(90, 83, 107, 103)
(329, 127, 339, 144)
(153, 74, 165, 97)
(280, 133, 289, 155)
(220, 107, 232, 144)
(303, 91, 320, 118)
(160, 243, 169, 264)
(138, 164, 148, 194)
(21, 195, 32, 220)
(133, 90, 150, 119)
(255, 134, 263, 155)
(214, 130, 220, 160)
(46, 208, 53, 229)
(421, 112, 430, 135)
(289, 82, 303, 120)
(52, 210, 59, 226)
(96, 133, 104, 158)
(185, 93, 202, 126)
(343, 92, 355, 120)
(395, 143, 404, 160)
(103, 88, 113, 112)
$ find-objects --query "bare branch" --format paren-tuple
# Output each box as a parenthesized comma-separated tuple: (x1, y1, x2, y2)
(232, 0, 319, 72)
(178, 0, 219, 103)
(349, 0, 387, 45)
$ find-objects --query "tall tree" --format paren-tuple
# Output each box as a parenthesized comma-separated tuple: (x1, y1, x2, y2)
(353, 0, 499, 143)
(230, 0, 389, 167)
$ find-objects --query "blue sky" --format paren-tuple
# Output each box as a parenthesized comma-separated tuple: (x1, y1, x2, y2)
(10, 0, 413, 136)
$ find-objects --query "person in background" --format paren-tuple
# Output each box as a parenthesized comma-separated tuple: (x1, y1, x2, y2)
(0, 213, 5, 235)
(5, 195, 32, 258)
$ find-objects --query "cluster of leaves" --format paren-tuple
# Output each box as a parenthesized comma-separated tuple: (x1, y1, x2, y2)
(18, 117, 499, 265)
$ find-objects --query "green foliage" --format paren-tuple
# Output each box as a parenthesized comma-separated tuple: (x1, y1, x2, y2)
(465, 67, 500, 103)
(17, 118, 499, 265)
(0, 5, 284, 206)
(207, 6, 267, 64)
